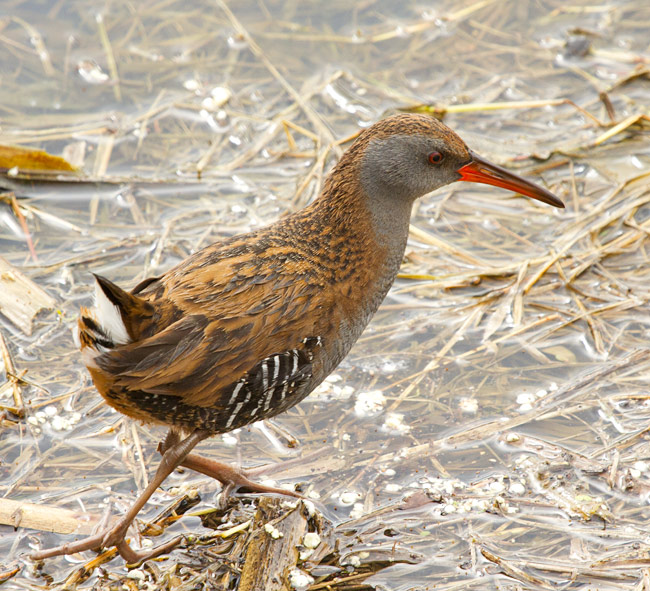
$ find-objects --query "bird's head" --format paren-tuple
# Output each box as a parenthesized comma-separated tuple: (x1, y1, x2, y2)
(357, 113, 564, 208)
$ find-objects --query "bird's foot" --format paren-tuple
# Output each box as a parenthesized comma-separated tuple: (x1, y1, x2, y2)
(31, 430, 210, 564)
(224, 465, 304, 500)
(29, 520, 181, 565)
(180, 453, 302, 501)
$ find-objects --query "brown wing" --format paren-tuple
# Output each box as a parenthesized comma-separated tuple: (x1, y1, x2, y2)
(98, 336, 322, 432)
(95, 236, 342, 408)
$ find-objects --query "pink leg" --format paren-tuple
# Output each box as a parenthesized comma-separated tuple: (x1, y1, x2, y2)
(182, 453, 302, 499)
(30, 429, 211, 563)
(159, 430, 302, 500)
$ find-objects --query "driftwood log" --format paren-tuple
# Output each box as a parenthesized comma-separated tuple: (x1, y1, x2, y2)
(238, 497, 314, 591)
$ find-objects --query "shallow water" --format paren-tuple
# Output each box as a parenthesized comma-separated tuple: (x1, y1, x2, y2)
(1, 1, 650, 589)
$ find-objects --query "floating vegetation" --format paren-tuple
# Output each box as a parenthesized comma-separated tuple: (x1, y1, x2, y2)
(1, 0, 650, 589)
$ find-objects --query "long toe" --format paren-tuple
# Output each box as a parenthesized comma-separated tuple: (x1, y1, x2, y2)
(29, 531, 107, 560)
(28, 520, 132, 560)
(116, 536, 182, 565)
(29, 528, 181, 564)
(180, 453, 301, 500)
(229, 469, 302, 499)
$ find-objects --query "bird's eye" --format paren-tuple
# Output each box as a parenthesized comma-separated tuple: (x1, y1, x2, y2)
(428, 151, 443, 164)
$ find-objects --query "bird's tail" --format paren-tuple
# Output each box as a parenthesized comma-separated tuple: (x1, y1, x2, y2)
(75, 274, 153, 365)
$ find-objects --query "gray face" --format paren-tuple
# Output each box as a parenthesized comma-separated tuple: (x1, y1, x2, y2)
(360, 134, 471, 203)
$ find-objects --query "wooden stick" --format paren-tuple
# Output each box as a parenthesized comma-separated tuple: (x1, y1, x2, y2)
(0, 498, 99, 535)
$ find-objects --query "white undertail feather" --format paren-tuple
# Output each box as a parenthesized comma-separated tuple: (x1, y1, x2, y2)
(72, 324, 81, 349)
(79, 337, 101, 367)
(93, 279, 131, 346)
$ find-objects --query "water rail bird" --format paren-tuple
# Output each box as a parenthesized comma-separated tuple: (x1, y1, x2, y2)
(31, 113, 563, 563)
